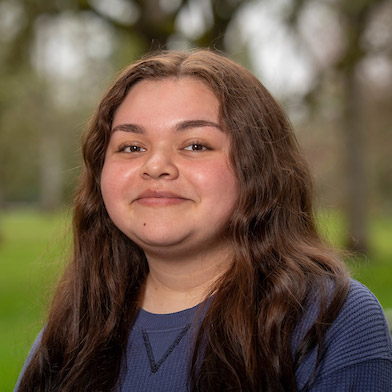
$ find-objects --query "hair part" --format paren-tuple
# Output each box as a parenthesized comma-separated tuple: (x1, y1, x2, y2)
(17, 49, 349, 392)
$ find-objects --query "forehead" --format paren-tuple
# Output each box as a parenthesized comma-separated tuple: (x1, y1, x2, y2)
(112, 77, 221, 127)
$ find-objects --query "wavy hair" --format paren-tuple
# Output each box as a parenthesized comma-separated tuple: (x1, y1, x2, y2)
(17, 49, 349, 391)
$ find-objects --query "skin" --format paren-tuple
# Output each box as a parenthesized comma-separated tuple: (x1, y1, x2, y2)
(101, 77, 238, 313)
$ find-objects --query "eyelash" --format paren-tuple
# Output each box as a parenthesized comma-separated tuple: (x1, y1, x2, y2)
(118, 144, 146, 153)
(117, 141, 212, 153)
(183, 141, 212, 151)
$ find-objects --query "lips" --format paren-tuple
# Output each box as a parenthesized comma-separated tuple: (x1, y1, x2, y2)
(134, 190, 189, 206)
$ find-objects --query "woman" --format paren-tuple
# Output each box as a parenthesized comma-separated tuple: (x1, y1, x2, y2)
(15, 49, 392, 391)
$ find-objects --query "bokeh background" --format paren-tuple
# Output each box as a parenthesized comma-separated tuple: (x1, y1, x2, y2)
(1, 0, 391, 389)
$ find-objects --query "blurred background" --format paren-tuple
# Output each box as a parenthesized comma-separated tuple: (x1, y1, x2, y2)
(1, 0, 391, 389)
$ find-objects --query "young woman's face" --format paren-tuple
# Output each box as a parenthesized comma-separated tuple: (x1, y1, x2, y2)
(101, 77, 238, 258)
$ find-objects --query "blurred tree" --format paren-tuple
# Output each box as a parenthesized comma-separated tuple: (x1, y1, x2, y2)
(0, 0, 67, 209)
(77, 0, 392, 254)
(77, 0, 245, 51)
(1, 0, 391, 255)
(0, 0, 248, 210)
(286, 0, 392, 253)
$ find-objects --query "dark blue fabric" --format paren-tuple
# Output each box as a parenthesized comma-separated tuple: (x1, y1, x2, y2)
(117, 303, 202, 391)
(294, 280, 392, 391)
(117, 280, 392, 391)
(15, 280, 392, 391)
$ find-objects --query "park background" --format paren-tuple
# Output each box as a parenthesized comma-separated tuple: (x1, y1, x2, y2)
(0, 0, 391, 390)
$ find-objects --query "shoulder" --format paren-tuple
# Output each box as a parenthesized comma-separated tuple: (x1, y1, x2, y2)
(14, 329, 44, 391)
(296, 279, 392, 391)
(324, 279, 392, 364)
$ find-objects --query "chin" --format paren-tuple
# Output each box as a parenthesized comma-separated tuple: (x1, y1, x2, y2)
(130, 232, 189, 250)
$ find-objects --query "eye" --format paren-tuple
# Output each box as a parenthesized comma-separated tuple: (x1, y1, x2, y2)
(119, 144, 146, 153)
(183, 142, 211, 151)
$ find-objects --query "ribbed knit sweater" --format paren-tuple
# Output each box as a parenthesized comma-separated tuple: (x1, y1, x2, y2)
(15, 280, 392, 391)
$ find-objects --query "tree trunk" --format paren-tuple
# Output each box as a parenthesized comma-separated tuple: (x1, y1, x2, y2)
(39, 135, 63, 211)
(342, 67, 368, 254)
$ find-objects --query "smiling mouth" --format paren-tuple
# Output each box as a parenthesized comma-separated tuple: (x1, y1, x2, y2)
(136, 197, 188, 206)
(135, 191, 189, 206)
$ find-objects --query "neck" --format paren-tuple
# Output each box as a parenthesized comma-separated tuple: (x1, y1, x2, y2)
(140, 244, 233, 314)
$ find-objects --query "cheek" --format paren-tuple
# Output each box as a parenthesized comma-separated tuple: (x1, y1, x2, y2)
(218, 173, 238, 209)
(100, 162, 136, 206)
(100, 168, 117, 212)
(191, 162, 238, 204)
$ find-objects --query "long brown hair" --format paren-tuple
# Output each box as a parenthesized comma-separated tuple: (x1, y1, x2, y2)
(18, 50, 349, 391)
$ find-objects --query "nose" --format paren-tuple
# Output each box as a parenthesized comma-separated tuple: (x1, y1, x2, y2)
(140, 148, 179, 180)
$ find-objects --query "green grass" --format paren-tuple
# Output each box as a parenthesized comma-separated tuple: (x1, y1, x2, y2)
(317, 210, 392, 309)
(1, 209, 391, 390)
(0, 209, 71, 391)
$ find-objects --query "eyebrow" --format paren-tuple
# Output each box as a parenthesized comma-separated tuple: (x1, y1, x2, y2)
(111, 119, 221, 134)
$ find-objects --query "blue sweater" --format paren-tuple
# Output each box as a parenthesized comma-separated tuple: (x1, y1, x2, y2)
(15, 280, 392, 391)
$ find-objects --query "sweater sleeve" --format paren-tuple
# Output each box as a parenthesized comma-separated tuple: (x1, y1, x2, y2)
(296, 280, 392, 391)
(13, 329, 43, 392)
(308, 359, 392, 391)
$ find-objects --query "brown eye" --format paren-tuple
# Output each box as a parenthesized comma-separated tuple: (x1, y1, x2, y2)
(184, 143, 210, 151)
(120, 145, 146, 153)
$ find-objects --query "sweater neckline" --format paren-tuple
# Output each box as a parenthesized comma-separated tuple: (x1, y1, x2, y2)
(134, 300, 210, 330)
